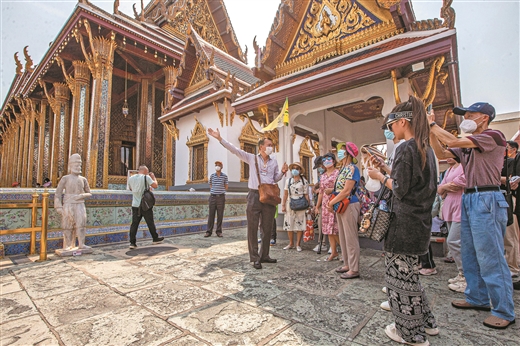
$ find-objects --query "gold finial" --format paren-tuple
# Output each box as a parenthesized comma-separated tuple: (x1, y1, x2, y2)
(23, 46, 34, 72)
(14, 52, 23, 75)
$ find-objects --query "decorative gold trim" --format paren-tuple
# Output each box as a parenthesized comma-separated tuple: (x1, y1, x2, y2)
(164, 120, 179, 141)
(391, 69, 401, 105)
(441, 0, 456, 29)
(299, 137, 315, 183)
(186, 117, 209, 184)
(238, 120, 262, 182)
(421, 56, 448, 106)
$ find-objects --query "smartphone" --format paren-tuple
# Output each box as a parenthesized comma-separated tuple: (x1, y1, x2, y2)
(511, 176, 520, 183)
(427, 104, 433, 113)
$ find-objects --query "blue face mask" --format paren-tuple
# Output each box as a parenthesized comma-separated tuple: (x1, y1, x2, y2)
(291, 169, 300, 176)
(317, 167, 325, 174)
(337, 149, 346, 161)
(384, 129, 395, 140)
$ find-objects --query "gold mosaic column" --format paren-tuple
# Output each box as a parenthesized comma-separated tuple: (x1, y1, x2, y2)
(57, 58, 91, 156)
(138, 78, 154, 168)
(36, 101, 48, 185)
(42, 82, 70, 186)
(74, 20, 116, 188)
(15, 119, 24, 185)
(163, 66, 177, 188)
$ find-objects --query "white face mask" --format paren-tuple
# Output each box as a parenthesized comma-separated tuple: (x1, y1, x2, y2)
(264, 147, 273, 155)
(215, 166, 221, 171)
(459, 119, 478, 134)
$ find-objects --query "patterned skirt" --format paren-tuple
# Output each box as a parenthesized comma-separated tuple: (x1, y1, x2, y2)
(385, 252, 437, 344)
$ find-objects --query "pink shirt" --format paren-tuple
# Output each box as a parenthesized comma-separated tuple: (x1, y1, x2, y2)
(440, 164, 465, 222)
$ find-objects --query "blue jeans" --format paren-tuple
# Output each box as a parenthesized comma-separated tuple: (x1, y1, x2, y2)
(461, 191, 515, 321)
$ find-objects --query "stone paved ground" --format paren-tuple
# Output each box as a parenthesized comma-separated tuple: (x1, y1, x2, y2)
(1, 228, 519, 346)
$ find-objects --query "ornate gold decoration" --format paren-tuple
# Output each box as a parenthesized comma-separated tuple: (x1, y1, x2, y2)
(164, 120, 179, 140)
(113, 0, 120, 14)
(238, 119, 262, 181)
(442, 109, 454, 129)
(23, 46, 34, 73)
(162, 65, 180, 112)
(278, 3, 402, 78)
(309, 137, 320, 156)
(441, 0, 456, 29)
(213, 101, 224, 127)
(14, 52, 23, 75)
(186, 117, 209, 184)
(73, 19, 117, 80)
(391, 69, 401, 105)
(376, 0, 400, 9)
(56, 56, 76, 97)
(420, 56, 448, 107)
(299, 137, 315, 182)
(291, 134, 297, 144)
(161, 0, 227, 52)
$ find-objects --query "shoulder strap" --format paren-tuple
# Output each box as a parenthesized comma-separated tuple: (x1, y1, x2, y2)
(254, 156, 262, 185)
(144, 175, 149, 192)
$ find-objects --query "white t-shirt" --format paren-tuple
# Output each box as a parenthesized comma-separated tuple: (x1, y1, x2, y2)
(128, 174, 153, 207)
(284, 177, 309, 200)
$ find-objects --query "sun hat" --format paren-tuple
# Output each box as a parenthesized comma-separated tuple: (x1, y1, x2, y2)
(289, 162, 305, 175)
(312, 155, 323, 170)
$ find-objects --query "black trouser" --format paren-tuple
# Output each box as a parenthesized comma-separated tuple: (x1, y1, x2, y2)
(259, 217, 277, 241)
(207, 194, 226, 234)
(129, 207, 159, 244)
(247, 189, 276, 262)
(419, 243, 436, 269)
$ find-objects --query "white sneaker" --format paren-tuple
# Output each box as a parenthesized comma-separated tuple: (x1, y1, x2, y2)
(448, 273, 464, 284)
(296, 246, 302, 252)
(380, 300, 391, 311)
(313, 244, 320, 252)
(382, 286, 387, 294)
(283, 245, 294, 250)
(385, 323, 430, 346)
(448, 280, 467, 293)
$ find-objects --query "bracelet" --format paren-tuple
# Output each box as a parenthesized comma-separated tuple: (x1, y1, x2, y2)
(429, 121, 436, 127)
(382, 176, 389, 186)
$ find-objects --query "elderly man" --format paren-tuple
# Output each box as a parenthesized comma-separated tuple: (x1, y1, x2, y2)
(208, 127, 288, 269)
(127, 165, 164, 249)
(205, 160, 228, 238)
(54, 154, 92, 254)
(429, 102, 515, 329)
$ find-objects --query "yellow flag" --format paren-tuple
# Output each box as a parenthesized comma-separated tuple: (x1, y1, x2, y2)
(262, 98, 289, 132)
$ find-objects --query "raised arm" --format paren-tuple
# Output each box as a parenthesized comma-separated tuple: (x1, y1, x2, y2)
(208, 127, 253, 163)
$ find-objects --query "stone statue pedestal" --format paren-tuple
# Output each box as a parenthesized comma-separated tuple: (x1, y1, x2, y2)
(55, 247, 93, 257)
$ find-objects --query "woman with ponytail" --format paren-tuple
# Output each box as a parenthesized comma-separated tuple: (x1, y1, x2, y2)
(368, 95, 438, 345)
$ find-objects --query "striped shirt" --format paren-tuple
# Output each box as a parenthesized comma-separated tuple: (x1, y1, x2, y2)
(210, 172, 228, 194)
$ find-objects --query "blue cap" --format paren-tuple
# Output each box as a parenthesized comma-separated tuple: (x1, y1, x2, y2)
(453, 102, 496, 122)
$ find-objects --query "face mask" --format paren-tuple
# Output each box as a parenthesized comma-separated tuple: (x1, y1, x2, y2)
(317, 167, 325, 174)
(337, 149, 346, 161)
(264, 147, 273, 155)
(459, 119, 478, 134)
(291, 169, 300, 176)
(384, 129, 395, 140)
(215, 166, 221, 171)
(323, 158, 333, 168)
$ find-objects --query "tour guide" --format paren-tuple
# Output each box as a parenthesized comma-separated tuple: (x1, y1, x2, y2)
(428, 102, 515, 330)
(208, 127, 288, 269)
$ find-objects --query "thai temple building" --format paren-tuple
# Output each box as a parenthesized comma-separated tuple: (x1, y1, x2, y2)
(0, 0, 461, 191)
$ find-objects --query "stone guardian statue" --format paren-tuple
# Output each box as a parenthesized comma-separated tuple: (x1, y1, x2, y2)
(54, 153, 92, 256)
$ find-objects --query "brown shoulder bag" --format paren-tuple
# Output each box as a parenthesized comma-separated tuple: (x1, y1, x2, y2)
(255, 157, 281, 206)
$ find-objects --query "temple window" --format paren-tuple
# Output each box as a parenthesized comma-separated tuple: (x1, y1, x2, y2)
(242, 143, 257, 180)
(299, 137, 315, 183)
(186, 118, 209, 184)
(239, 121, 262, 182)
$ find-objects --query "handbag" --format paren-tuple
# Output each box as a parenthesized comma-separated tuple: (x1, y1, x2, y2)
(331, 166, 351, 214)
(359, 184, 393, 242)
(304, 214, 314, 242)
(288, 178, 309, 211)
(255, 158, 281, 206)
(140, 176, 156, 212)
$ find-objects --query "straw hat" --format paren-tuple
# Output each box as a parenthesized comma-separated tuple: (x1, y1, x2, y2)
(289, 162, 305, 174)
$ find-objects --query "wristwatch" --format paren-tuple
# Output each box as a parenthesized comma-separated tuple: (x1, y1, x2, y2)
(429, 121, 436, 127)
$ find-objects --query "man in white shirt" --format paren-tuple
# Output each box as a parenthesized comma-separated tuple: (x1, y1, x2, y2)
(127, 165, 164, 249)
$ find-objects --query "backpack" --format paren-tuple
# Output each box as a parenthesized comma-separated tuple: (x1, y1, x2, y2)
(356, 184, 372, 216)
(140, 176, 155, 212)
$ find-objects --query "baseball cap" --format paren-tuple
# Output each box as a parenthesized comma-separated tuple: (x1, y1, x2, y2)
(337, 142, 359, 164)
(453, 102, 496, 122)
(312, 155, 323, 169)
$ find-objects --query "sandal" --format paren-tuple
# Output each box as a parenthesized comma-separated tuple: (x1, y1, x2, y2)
(483, 315, 515, 329)
(451, 300, 491, 311)
(340, 272, 360, 279)
(335, 266, 349, 273)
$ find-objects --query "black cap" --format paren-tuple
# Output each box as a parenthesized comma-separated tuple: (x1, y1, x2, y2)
(453, 102, 496, 122)
(313, 156, 323, 170)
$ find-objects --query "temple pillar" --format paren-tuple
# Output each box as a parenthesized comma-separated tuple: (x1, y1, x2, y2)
(137, 78, 153, 168)
(36, 101, 49, 185)
(26, 108, 37, 187)
(57, 58, 91, 156)
(21, 116, 30, 187)
(162, 66, 177, 187)
(15, 120, 24, 184)
(75, 20, 116, 188)
(44, 83, 70, 186)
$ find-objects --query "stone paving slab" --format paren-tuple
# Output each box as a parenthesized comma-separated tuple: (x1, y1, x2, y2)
(55, 305, 183, 346)
(168, 299, 291, 346)
(31, 284, 130, 327)
(0, 227, 519, 345)
(0, 314, 60, 345)
(0, 290, 39, 323)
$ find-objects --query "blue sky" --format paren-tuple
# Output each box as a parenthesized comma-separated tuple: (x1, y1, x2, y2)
(1, 0, 519, 114)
